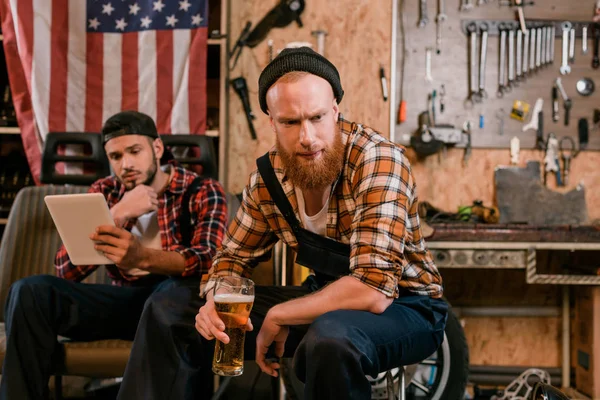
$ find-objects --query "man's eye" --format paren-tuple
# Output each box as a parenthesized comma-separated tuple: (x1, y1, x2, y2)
(312, 115, 322, 121)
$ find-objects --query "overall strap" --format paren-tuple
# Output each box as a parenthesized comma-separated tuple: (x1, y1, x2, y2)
(256, 153, 301, 232)
(180, 176, 205, 246)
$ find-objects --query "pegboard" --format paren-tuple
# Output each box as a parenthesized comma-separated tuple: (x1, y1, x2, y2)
(392, 0, 600, 151)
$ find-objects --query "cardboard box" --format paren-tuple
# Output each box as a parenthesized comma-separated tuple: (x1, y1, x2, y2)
(575, 286, 600, 399)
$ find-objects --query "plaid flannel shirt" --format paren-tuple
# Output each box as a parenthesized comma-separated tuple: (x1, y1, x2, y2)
(55, 163, 228, 286)
(202, 119, 443, 299)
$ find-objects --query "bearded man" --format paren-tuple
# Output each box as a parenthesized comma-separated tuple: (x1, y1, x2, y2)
(0, 111, 228, 400)
(118, 47, 447, 400)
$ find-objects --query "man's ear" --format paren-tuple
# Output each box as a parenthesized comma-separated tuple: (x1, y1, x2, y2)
(332, 99, 340, 122)
(153, 138, 164, 161)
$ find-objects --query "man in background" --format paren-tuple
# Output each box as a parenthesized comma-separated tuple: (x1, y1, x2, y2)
(0, 110, 228, 400)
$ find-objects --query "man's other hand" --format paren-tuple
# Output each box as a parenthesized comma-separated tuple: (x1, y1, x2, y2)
(111, 185, 158, 222)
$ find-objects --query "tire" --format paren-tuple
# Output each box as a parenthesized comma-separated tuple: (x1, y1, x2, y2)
(280, 305, 469, 400)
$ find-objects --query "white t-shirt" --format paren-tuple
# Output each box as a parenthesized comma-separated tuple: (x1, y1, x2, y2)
(295, 186, 331, 236)
(124, 211, 162, 276)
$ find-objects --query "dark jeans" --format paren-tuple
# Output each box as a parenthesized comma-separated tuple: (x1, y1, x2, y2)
(117, 284, 448, 400)
(0, 274, 200, 400)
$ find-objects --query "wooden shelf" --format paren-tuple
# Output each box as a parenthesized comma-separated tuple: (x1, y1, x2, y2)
(0, 127, 20, 135)
(0, 218, 8, 225)
(207, 38, 224, 45)
(205, 129, 219, 137)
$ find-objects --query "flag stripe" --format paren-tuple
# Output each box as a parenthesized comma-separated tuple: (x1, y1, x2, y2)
(49, 0, 69, 133)
(85, 33, 103, 131)
(2, 1, 210, 185)
(32, 0, 51, 142)
(156, 30, 173, 134)
(121, 32, 138, 111)
(102, 34, 122, 128)
(189, 27, 207, 134)
(171, 29, 190, 134)
(138, 30, 157, 124)
(66, 1, 86, 132)
(1, 0, 42, 183)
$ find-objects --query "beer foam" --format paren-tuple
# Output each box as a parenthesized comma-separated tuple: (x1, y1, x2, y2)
(214, 294, 255, 303)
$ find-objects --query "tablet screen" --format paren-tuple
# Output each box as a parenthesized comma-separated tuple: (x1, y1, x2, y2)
(45, 193, 116, 265)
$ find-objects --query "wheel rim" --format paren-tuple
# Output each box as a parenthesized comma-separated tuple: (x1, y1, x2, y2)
(408, 331, 451, 400)
(367, 332, 451, 400)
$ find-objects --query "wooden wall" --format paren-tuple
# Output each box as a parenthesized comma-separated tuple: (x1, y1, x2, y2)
(226, 0, 392, 194)
(225, 0, 600, 369)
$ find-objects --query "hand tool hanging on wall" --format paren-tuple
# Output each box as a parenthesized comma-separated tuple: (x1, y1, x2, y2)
(560, 22, 572, 74)
(478, 23, 489, 98)
(465, 23, 481, 107)
(230, 0, 305, 69)
(593, 23, 600, 68)
(522, 97, 542, 132)
(544, 133, 561, 186)
(230, 22, 253, 70)
(552, 85, 560, 122)
(435, 0, 447, 54)
(245, 0, 305, 47)
(311, 30, 327, 56)
(231, 77, 257, 140)
(418, 0, 429, 27)
(555, 77, 572, 126)
(578, 117, 589, 151)
(460, 0, 474, 12)
(462, 121, 472, 167)
(582, 25, 589, 54)
(497, 25, 508, 97)
(559, 136, 577, 186)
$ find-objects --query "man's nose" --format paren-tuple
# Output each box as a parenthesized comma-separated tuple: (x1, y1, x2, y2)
(299, 121, 316, 148)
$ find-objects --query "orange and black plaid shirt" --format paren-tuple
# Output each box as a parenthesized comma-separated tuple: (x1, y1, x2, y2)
(202, 119, 443, 299)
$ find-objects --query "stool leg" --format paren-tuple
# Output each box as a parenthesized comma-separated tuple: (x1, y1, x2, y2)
(398, 367, 406, 400)
(54, 375, 63, 400)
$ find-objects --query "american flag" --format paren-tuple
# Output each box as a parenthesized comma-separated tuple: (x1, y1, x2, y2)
(0, 0, 209, 182)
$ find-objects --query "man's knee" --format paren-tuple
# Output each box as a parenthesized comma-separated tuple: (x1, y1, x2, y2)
(6, 275, 58, 310)
(293, 311, 359, 380)
(142, 283, 201, 327)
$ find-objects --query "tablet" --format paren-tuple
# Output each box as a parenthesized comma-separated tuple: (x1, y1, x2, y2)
(44, 193, 115, 265)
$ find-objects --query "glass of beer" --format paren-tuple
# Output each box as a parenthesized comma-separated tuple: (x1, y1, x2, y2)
(212, 276, 255, 376)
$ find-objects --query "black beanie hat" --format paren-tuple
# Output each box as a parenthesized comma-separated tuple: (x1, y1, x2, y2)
(101, 110, 160, 144)
(258, 46, 344, 114)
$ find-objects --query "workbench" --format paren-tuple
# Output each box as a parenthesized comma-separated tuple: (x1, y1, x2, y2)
(426, 223, 600, 392)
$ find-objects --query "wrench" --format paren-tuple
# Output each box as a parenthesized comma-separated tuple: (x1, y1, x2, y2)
(540, 27, 546, 67)
(529, 27, 536, 73)
(556, 77, 572, 126)
(545, 25, 552, 64)
(535, 28, 544, 69)
(522, 30, 529, 75)
(516, 29, 523, 81)
(550, 26, 556, 63)
(583, 25, 589, 55)
(508, 29, 516, 87)
(418, 0, 429, 28)
(593, 23, 600, 69)
(497, 27, 507, 97)
(460, 0, 473, 12)
(569, 27, 576, 63)
(479, 23, 489, 98)
(560, 22, 572, 74)
(435, 0, 447, 54)
(465, 23, 481, 107)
